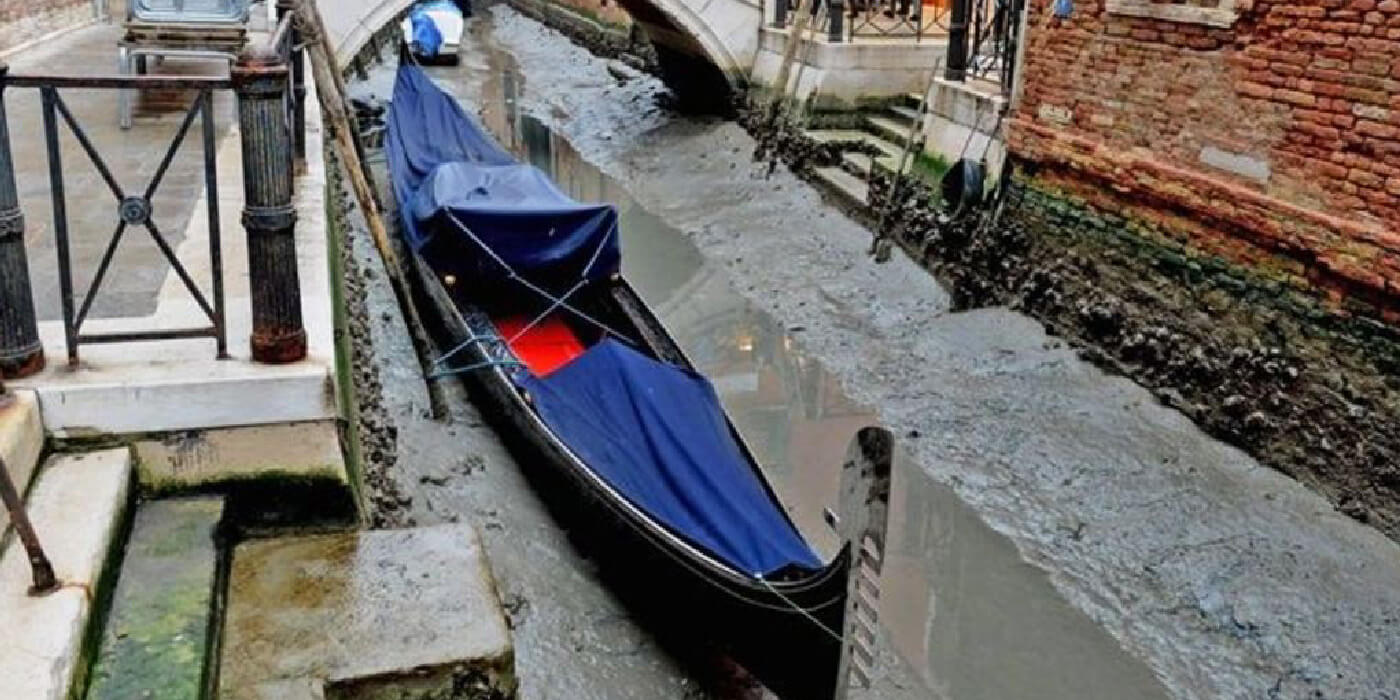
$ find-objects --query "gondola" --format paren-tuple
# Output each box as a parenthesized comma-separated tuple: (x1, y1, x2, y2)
(401, 0, 468, 64)
(384, 63, 891, 699)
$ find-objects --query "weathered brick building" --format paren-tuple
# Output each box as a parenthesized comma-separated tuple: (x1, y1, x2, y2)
(1009, 0, 1400, 317)
(0, 0, 95, 54)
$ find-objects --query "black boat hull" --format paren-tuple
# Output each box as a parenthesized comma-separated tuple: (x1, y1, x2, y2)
(406, 250, 851, 699)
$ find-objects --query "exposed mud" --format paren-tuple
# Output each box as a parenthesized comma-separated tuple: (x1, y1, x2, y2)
(726, 52, 1400, 541)
(908, 189, 1400, 538)
(432, 6, 1400, 699)
(329, 155, 413, 529)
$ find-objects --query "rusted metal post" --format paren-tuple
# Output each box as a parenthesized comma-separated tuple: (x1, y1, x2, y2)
(277, 0, 307, 164)
(0, 451, 58, 595)
(0, 65, 45, 379)
(234, 46, 306, 363)
(945, 0, 971, 81)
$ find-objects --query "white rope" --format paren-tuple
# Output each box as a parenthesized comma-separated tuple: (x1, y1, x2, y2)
(442, 209, 640, 348)
(505, 221, 617, 344)
(756, 574, 848, 644)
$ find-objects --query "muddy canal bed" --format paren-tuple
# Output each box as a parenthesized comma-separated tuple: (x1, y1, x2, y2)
(340, 6, 1400, 700)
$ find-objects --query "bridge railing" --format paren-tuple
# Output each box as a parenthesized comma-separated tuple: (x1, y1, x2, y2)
(0, 10, 309, 378)
(772, 0, 953, 42)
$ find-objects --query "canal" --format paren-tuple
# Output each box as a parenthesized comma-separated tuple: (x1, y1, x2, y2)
(344, 5, 1400, 699)
(354, 19, 1167, 699)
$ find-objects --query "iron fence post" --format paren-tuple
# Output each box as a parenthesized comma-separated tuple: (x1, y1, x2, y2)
(829, 0, 845, 41)
(775, 0, 789, 27)
(0, 65, 45, 379)
(946, 0, 971, 81)
(234, 46, 306, 364)
(278, 0, 307, 164)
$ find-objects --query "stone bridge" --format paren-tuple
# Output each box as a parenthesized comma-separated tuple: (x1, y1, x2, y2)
(320, 0, 942, 107)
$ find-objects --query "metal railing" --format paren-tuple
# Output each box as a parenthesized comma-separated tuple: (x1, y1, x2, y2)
(0, 9, 308, 376)
(846, 0, 951, 41)
(0, 381, 57, 595)
(773, 0, 952, 42)
(944, 0, 1022, 97)
(968, 0, 1021, 87)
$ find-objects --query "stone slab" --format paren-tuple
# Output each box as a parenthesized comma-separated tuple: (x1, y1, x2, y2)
(133, 420, 346, 491)
(813, 166, 871, 207)
(0, 390, 45, 543)
(0, 448, 133, 700)
(88, 496, 225, 700)
(866, 115, 920, 150)
(219, 524, 515, 699)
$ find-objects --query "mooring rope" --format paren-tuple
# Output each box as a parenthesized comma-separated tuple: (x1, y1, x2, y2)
(503, 221, 618, 345)
(756, 574, 848, 644)
(442, 210, 640, 348)
(428, 357, 525, 379)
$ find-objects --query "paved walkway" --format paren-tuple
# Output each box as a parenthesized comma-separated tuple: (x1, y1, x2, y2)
(7, 21, 237, 321)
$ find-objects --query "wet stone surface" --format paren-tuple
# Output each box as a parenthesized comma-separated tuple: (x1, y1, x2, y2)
(219, 525, 514, 699)
(88, 497, 224, 700)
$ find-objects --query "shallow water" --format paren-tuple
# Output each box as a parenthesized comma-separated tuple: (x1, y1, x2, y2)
(354, 36, 1171, 698)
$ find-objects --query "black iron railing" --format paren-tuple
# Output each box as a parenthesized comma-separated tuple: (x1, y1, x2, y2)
(0, 383, 56, 595)
(25, 74, 230, 364)
(773, 0, 950, 42)
(945, 0, 1023, 96)
(0, 10, 308, 375)
(846, 0, 951, 41)
(968, 0, 1021, 88)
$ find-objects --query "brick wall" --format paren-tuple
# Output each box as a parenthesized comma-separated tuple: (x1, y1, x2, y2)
(1009, 0, 1400, 315)
(0, 0, 92, 55)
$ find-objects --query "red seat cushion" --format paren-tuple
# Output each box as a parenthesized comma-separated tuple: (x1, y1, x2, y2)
(494, 314, 587, 377)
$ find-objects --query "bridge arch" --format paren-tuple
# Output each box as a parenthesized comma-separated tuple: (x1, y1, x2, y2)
(611, 0, 764, 109)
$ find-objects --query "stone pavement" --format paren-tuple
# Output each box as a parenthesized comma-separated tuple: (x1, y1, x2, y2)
(6, 20, 237, 321)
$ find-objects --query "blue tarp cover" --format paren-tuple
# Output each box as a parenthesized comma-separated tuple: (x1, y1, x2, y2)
(521, 340, 823, 576)
(387, 64, 619, 282)
(409, 9, 444, 57)
(387, 65, 820, 577)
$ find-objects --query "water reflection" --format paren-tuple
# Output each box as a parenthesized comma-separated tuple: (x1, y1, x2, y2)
(422, 58, 1169, 700)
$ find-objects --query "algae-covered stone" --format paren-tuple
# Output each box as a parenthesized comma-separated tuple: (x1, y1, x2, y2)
(88, 497, 224, 700)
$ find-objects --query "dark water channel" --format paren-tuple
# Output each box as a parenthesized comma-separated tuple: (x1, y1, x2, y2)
(355, 34, 1168, 700)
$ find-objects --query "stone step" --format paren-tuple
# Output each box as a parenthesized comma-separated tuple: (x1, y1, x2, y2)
(806, 128, 880, 146)
(133, 420, 349, 493)
(813, 166, 871, 207)
(889, 104, 923, 123)
(807, 129, 905, 160)
(841, 151, 904, 178)
(0, 448, 133, 700)
(0, 391, 45, 544)
(87, 497, 226, 700)
(219, 524, 516, 698)
(866, 114, 924, 151)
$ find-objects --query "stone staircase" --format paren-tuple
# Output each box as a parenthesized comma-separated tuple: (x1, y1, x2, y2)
(808, 93, 937, 210)
(0, 394, 516, 700)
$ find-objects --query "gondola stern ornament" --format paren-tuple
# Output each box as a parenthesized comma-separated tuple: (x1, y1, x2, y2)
(831, 426, 893, 700)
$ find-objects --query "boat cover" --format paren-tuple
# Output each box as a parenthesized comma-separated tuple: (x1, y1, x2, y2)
(520, 340, 823, 576)
(388, 65, 821, 576)
(388, 64, 619, 283)
(408, 8, 445, 56)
